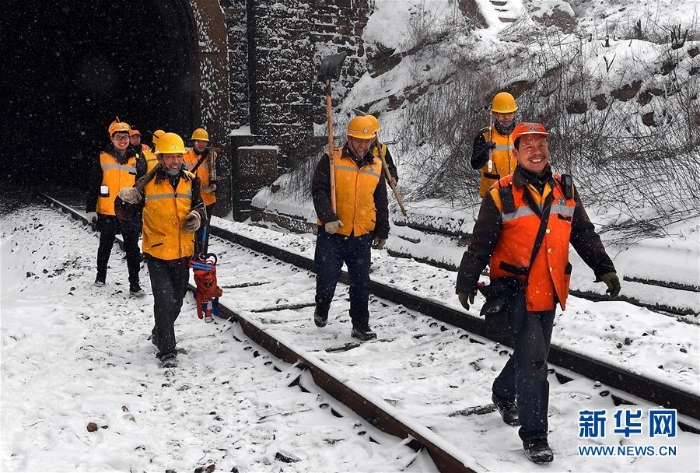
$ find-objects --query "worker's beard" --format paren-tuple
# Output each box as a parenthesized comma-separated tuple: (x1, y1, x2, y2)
(165, 166, 180, 177)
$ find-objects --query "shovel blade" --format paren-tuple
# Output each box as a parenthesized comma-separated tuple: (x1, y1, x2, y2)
(317, 51, 347, 82)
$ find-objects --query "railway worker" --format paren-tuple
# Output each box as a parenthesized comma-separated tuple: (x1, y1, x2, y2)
(311, 115, 390, 341)
(366, 114, 398, 186)
(184, 128, 219, 251)
(455, 122, 621, 464)
(85, 118, 143, 296)
(137, 129, 165, 176)
(128, 129, 150, 153)
(471, 92, 518, 197)
(116, 132, 205, 368)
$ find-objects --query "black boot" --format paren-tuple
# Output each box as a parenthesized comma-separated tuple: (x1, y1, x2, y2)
(523, 438, 553, 464)
(314, 303, 330, 327)
(351, 319, 377, 341)
(492, 392, 520, 426)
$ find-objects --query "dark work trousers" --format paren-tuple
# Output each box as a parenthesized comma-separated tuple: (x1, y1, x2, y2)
(96, 214, 141, 288)
(146, 257, 189, 359)
(492, 310, 556, 442)
(314, 229, 373, 323)
(194, 203, 215, 254)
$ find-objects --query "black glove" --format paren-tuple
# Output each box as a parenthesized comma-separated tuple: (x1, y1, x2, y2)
(471, 134, 493, 170)
(601, 272, 621, 297)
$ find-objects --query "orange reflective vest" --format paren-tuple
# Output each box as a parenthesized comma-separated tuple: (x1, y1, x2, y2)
(184, 149, 216, 206)
(488, 174, 576, 311)
(478, 128, 516, 197)
(142, 174, 196, 260)
(320, 148, 383, 237)
(96, 151, 137, 216)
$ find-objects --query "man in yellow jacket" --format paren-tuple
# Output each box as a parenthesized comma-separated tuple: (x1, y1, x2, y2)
(85, 118, 143, 294)
(471, 92, 518, 197)
(117, 132, 205, 368)
(456, 122, 620, 464)
(311, 116, 389, 341)
(184, 128, 219, 252)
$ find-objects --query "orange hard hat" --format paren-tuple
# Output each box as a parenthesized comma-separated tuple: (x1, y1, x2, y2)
(108, 117, 131, 136)
(347, 116, 377, 139)
(129, 129, 141, 137)
(511, 122, 549, 144)
(366, 115, 381, 133)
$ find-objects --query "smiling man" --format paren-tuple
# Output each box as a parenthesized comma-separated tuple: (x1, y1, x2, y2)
(455, 122, 620, 464)
(85, 118, 143, 295)
(311, 115, 389, 341)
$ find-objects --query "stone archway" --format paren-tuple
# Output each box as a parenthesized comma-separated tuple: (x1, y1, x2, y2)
(187, 0, 230, 146)
(186, 0, 231, 215)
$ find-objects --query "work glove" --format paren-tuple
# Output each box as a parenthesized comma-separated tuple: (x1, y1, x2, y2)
(457, 279, 478, 310)
(183, 211, 201, 232)
(372, 238, 387, 250)
(324, 220, 343, 235)
(201, 184, 217, 194)
(118, 187, 142, 204)
(485, 141, 496, 150)
(86, 212, 97, 223)
(601, 272, 621, 297)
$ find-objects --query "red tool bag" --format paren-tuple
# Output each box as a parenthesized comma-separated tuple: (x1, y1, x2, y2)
(189, 253, 223, 323)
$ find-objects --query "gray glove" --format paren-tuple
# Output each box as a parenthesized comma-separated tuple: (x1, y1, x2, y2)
(86, 212, 97, 223)
(458, 292, 475, 310)
(118, 187, 142, 204)
(183, 211, 201, 232)
(201, 184, 217, 193)
(372, 237, 387, 250)
(324, 220, 343, 234)
(601, 272, 621, 297)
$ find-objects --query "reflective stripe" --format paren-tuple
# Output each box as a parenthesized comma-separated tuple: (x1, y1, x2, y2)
(502, 202, 575, 222)
(144, 191, 192, 202)
(552, 203, 574, 217)
(336, 164, 380, 179)
(493, 144, 513, 151)
(359, 168, 381, 178)
(502, 206, 535, 222)
(101, 163, 136, 172)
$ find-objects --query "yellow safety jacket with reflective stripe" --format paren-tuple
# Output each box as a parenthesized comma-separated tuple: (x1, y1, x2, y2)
(97, 151, 137, 216)
(142, 175, 195, 260)
(324, 148, 383, 237)
(184, 149, 216, 206)
(478, 128, 516, 197)
(143, 148, 159, 173)
(488, 174, 576, 311)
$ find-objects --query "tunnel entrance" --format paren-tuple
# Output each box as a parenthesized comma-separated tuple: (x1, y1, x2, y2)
(3, 0, 198, 189)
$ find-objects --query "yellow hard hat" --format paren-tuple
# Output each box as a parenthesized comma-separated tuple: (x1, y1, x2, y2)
(190, 128, 209, 141)
(491, 92, 518, 113)
(347, 116, 377, 139)
(108, 117, 131, 136)
(366, 115, 381, 133)
(151, 129, 165, 146)
(156, 132, 186, 154)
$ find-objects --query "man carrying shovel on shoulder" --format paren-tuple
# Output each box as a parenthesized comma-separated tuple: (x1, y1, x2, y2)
(311, 116, 389, 341)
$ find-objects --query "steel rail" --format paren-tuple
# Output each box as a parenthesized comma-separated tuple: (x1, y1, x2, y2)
(40, 194, 700, 430)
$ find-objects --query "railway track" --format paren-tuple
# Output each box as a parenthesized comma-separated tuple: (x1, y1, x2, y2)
(41, 194, 700, 471)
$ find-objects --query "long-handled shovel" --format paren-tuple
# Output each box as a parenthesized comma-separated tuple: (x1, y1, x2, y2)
(317, 52, 347, 213)
(351, 109, 408, 216)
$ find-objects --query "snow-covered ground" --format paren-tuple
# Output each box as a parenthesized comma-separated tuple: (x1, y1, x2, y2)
(2, 201, 699, 472)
